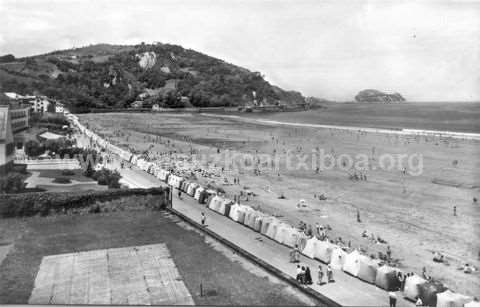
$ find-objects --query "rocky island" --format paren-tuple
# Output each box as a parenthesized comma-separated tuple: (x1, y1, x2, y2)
(354, 89, 406, 103)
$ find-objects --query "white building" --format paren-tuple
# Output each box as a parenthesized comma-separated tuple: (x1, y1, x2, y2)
(55, 102, 65, 113)
(0, 105, 15, 175)
(30, 96, 51, 113)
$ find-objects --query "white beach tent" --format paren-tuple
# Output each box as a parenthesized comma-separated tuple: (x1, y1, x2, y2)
(357, 257, 379, 284)
(168, 175, 184, 189)
(218, 198, 232, 215)
(404, 274, 427, 301)
(342, 250, 366, 277)
(302, 237, 319, 259)
(208, 195, 223, 212)
(238, 205, 253, 224)
(187, 183, 199, 196)
(464, 301, 480, 307)
(283, 227, 301, 248)
(244, 209, 256, 228)
(194, 187, 205, 200)
(156, 169, 170, 181)
(436, 290, 472, 307)
(260, 217, 274, 235)
(253, 213, 266, 232)
(246, 210, 259, 229)
(265, 218, 281, 239)
(315, 240, 334, 264)
(273, 223, 289, 244)
(330, 247, 347, 269)
(229, 203, 242, 221)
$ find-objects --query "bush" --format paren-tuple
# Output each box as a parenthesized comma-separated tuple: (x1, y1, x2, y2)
(0, 187, 170, 217)
(0, 173, 25, 194)
(24, 140, 45, 157)
(61, 170, 75, 176)
(92, 168, 121, 189)
(52, 177, 71, 184)
(12, 164, 27, 174)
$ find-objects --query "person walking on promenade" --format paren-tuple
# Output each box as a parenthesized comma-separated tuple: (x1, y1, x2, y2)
(305, 266, 312, 285)
(296, 265, 304, 283)
(201, 212, 206, 226)
(290, 247, 296, 263)
(326, 265, 334, 283)
(317, 265, 324, 285)
(290, 245, 300, 263)
(178, 189, 182, 199)
(301, 266, 307, 284)
(388, 291, 397, 307)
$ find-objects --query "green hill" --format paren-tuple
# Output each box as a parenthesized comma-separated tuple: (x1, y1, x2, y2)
(0, 43, 305, 111)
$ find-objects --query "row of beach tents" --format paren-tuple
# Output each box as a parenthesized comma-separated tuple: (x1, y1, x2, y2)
(203, 196, 478, 307)
(204, 194, 405, 289)
(69, 115, 478, 307)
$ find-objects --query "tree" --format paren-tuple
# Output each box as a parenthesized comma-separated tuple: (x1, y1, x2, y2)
(92, 168, 121, 188)
(24, 140, 45, 157)
(83, 161, 95, 178)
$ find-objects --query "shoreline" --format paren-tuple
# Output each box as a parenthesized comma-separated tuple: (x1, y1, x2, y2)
(200, 113, 480, 141)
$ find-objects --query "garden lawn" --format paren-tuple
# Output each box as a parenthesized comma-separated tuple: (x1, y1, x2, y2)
(0, 210, 315, 305)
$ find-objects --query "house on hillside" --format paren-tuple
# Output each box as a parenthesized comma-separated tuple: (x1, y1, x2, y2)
(55, 102, 65, 113)
(30, 96, 51, 113)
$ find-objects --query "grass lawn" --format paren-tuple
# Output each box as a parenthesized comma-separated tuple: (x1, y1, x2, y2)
(0, 209, 315, 305)
(36, 183, 107, 192)
(36, 169, 93, 182)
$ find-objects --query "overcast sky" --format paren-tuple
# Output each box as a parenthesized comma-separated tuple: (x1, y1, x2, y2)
(0, 0, 479, 101)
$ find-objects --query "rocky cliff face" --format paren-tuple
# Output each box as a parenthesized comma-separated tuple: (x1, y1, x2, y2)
(354, 89, 405, 103)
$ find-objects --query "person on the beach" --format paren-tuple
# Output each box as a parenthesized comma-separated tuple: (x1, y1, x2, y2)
(305, 266, 312, 284)
(301, 266, 307, 284)
(386, 245, 392, 260)
(296, 265, 303, 283)
(317, 265, 324, 285)
(290, 248, 296, 263)
(388, 291, 397, 307)
(326, 265, 333, 283)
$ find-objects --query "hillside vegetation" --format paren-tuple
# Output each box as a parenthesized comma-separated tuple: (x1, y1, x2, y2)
(0, 43, 305, 111)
